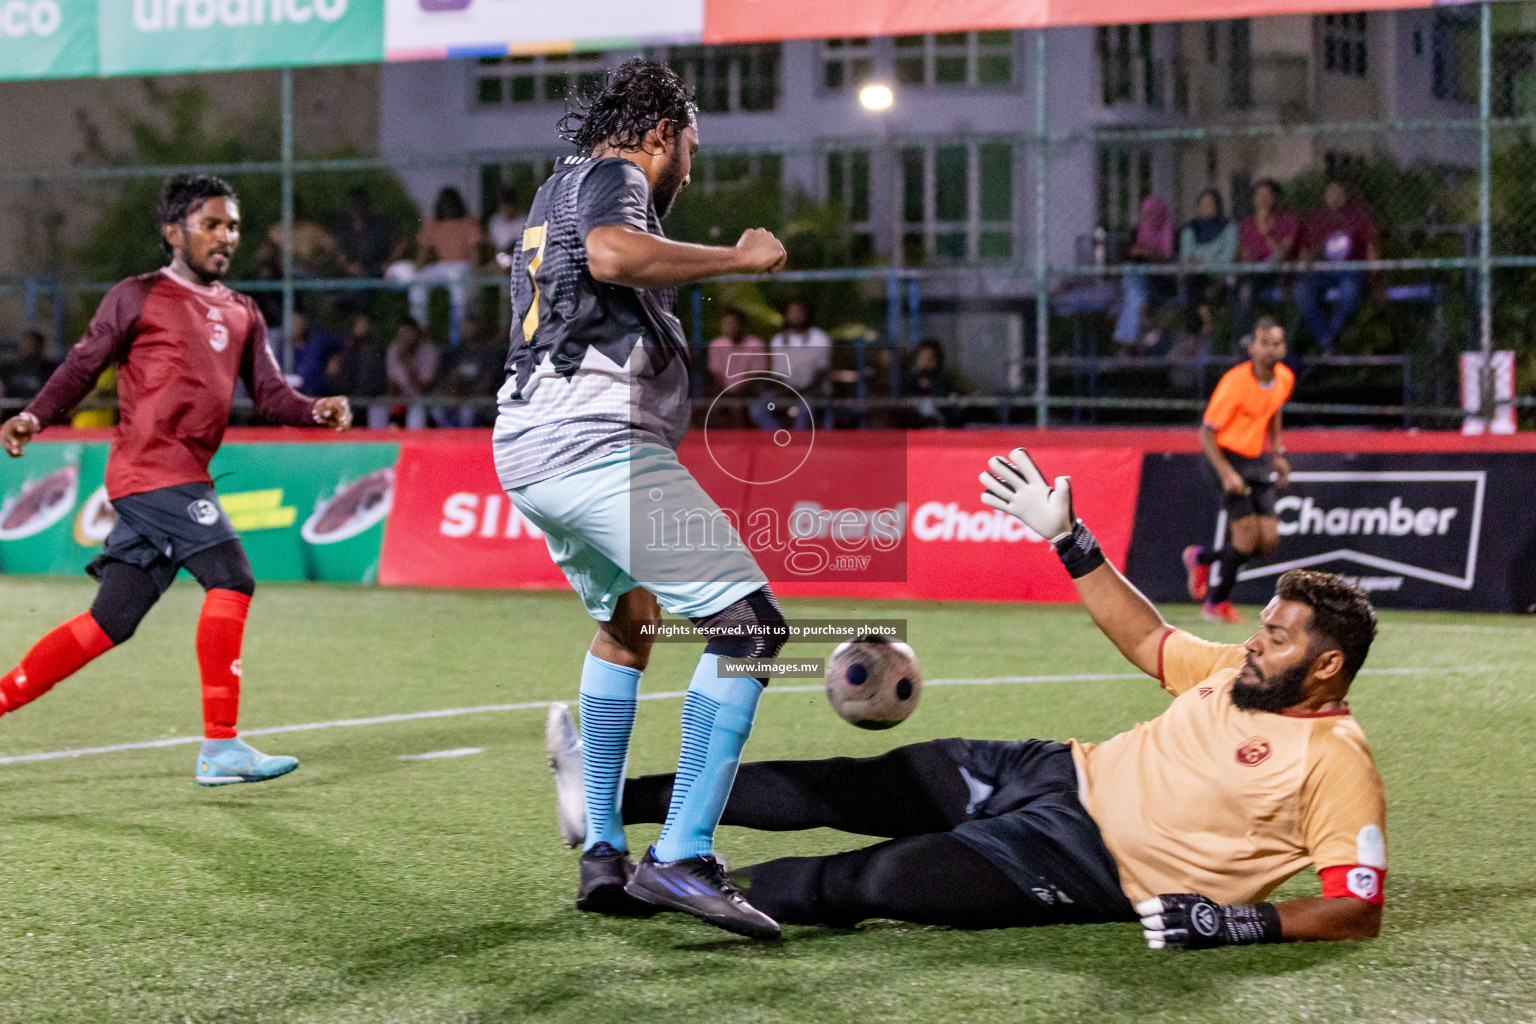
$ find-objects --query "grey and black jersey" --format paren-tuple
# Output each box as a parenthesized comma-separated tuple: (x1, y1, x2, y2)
(492, 156, 691, 490)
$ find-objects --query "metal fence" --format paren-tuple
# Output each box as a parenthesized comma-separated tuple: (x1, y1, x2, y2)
(1, 3, 1534, 428)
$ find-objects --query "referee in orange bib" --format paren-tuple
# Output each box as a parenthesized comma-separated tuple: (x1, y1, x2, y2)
(1184, 317, 1294, 624)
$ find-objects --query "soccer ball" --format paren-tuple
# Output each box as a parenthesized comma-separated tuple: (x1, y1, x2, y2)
(825, 635, 922, 729)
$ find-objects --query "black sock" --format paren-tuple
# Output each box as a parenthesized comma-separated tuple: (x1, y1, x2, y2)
(1209, 548, 1251, 604)
(1195, 545, 1219, 567)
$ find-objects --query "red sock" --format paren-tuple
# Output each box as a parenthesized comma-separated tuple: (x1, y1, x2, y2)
(0, 613, 115, 716)
(197, 589, 251, 740)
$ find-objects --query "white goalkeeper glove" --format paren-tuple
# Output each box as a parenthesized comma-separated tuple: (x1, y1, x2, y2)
(979, 448, 1076, 543)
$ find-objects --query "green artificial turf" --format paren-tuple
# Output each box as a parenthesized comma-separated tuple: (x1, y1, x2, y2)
(0, 577, 1532, 1024)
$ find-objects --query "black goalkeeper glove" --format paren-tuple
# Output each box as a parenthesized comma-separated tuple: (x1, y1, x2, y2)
(1136, 894, 1282, 950)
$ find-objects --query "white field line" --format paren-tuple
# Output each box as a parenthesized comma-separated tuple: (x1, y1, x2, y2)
(398, 747, 484, 761)
(0, 665, 1500, 768)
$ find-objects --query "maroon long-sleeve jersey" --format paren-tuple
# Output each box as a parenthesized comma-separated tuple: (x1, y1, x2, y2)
(25, 268, 317, 500)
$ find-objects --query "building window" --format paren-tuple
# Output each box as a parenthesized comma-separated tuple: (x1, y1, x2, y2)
(475, 52, 606, 107)
(823, 38, 873, 91)
(1098, 24, 1161, 107)
(894, 31, 1013, 88)
(693, 152, 783, 196)
(900, 141, 1014, 264)
(1323, 13, 1368, 77)
(826, 150, 873, 262)
(669, 43, 781, 113)
(1096, 145, 1155, 232)
(1227, 19, 1253, 109)
(1432, 12, 1477, 102)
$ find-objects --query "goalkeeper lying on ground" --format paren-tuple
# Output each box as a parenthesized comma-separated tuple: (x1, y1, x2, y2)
(546, 450, 1387, 948)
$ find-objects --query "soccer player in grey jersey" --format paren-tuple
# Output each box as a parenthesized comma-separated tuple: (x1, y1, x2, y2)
(493, 60, 790, 938)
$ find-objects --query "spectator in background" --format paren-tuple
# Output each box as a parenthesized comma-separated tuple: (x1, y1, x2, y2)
(328, 314, 391, 429)
(753, 300, 831, 432)
(385, 317, 440, 430)
(1236, 179, 1299, 335)
(1179, 188, 1237, 347)
(707, 307, 768, 394)
(905, 338, 961, 429)
(707, 307, 768, 428)
(256, 196, 342, 278)
(410, 187, 484, 340)
(1296, 179, 1379, 352)
(2, 330, 56, 399)
(1113, 195, 1175, 352)
(336, 185, 402, 281)
(273, 310, 345, 398)
(485, 187, 526, 268)
(434, 316, 504, 428)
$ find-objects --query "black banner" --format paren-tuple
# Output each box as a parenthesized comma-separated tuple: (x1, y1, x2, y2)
(1125, 453, 1536, 613)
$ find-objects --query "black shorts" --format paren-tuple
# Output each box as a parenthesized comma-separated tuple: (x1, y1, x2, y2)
(1214, 450, 1279, 520)
(88, 482, 240, 594)
(942, 738, 1136, 923)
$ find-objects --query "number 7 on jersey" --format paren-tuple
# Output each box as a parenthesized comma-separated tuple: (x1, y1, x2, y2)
(520, 223, 548, 342)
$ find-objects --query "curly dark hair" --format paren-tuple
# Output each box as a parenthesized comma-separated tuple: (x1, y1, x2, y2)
(157, 174, 237, 254)
(557, 58, 696, 156)
(1275, 569, 1378, 679)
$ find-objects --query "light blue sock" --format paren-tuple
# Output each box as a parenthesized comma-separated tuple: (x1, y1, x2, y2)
(653, 654, 763, 863)
(578, 652, 642, 853)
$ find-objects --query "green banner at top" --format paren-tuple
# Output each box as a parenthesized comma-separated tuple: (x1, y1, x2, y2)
(98, 0, 382, 76)
(0, 0, 98, 80)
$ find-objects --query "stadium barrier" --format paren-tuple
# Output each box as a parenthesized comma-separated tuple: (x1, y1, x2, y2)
(2, 430, 1532, 611)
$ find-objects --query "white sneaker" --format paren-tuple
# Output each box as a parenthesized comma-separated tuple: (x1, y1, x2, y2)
(545, 703, 587, 849)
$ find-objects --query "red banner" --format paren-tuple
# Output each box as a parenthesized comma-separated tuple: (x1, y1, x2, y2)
(377, 436, 1141, 604)
(703, 0, 1466, 44)
(379, 439, 570, 591)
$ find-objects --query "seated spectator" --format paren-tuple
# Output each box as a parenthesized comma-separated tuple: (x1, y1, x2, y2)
(1179, 188, 1237, 347)
(1296, 179, 1379, 352)
(1236, 179, 1299, 335)
(272, 311, 345, 398)
(256, 197, 343, 278)
(485, 187, 526, 267)
(707, 307, 768, 428)
(327, 314, 391, 429)
(708, 308, 768, 392)
(434, 317, 505, 428)
(336, 186, 402, 281)
(1113, 195, 1175, 351)
(905, 339, 961, 429)
(410, 187, 484, 342)
(2, 330, 56, 399)
(752, 300, 831, 432)
(385, 318, 440, 430)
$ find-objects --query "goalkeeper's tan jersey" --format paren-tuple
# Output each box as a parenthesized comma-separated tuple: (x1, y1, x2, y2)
(1070, 629, 1387, 907)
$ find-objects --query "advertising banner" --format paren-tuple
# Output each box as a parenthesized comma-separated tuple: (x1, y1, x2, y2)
(98, 0, 383, 76)
(384, 0, 701, 62)
(1124, 453, 1536, 613)
(0, 440, 397, 583)
(0, 0, 96, 80)
(703, 0, 1493, 44)
(377, 436, 1141, 604)
(0, 441, 107, 575)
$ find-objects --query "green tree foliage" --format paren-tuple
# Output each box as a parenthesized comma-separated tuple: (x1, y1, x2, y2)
(75, 81, 418, 296)
(664, 158, 880, 344)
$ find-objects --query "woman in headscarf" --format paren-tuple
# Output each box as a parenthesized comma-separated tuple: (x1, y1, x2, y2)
(1113, 195, 1175, 349)
(1179, 188, 1238, 343)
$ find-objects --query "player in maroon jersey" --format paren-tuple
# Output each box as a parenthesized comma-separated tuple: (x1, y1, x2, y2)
(0, 175, 352, 785)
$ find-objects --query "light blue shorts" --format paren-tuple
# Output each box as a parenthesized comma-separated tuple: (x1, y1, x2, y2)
(506, 444, 766, 622)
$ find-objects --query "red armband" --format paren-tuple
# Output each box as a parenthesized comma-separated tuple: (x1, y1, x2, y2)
(1319, 865, 1385, 906)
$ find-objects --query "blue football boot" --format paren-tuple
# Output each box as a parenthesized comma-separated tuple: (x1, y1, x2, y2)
(195, 738, 300, 786)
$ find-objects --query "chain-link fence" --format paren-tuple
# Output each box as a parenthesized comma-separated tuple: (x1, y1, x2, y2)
(1, 4, 1534, 429)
